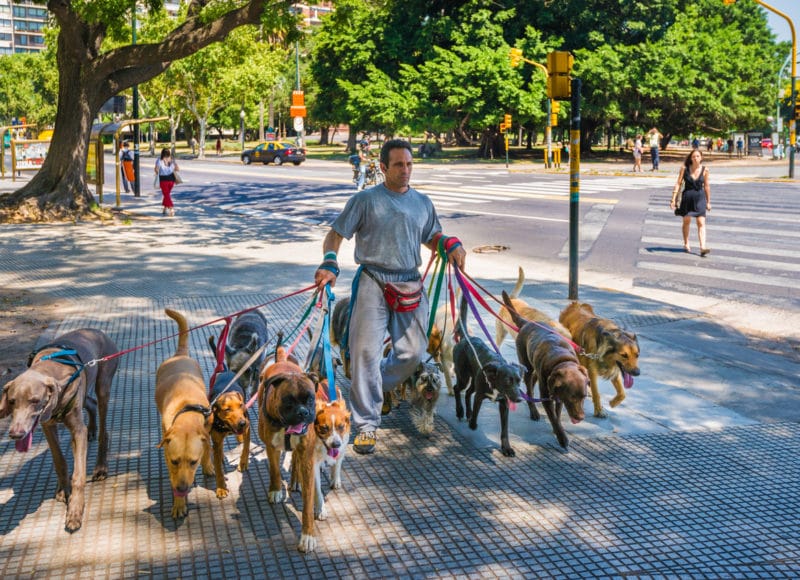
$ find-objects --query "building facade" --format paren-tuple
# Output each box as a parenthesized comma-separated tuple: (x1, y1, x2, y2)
(0, 0, 48, 55)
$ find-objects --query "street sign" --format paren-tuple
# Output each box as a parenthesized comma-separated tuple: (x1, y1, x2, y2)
(293, 116, 304, 132)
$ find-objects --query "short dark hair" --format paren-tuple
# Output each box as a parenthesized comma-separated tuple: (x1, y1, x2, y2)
(160, 147, 171, 160)
(380, 139, 412, 167)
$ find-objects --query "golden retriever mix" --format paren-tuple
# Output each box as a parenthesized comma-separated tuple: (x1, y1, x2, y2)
(156, 309, 214, 519)
(558, 301, 640, 418)
(496, 267, 571, 346)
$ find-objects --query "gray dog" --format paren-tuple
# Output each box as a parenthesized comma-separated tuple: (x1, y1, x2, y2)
(452, 296, 523, 457)
(0, 329, 120, 532)
(210, 309, 269, 394)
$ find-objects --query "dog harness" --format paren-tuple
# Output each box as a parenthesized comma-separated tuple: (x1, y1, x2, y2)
(27, 344, 88, 422)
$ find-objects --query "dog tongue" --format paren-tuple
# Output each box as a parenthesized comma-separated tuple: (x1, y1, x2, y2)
(173, 489, 189, 498)
(623, 371, 634, 389)
(508, 401, 517, 412)
(327, 448, 340, 459)
(285, 423, 305, 435)
(15, 429, 34, 453)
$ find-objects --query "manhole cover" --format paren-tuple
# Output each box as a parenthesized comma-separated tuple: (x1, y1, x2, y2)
(472, 245, 509, 253)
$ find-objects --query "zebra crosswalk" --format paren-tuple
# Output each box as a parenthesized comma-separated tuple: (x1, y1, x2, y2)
(636, 182, 800, 303)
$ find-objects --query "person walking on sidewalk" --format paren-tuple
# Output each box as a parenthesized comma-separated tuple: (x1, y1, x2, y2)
(154, 148, 179, 217)
(314, 139, 466, 455)
(120, 141, 134, 193)
(648, 127, 662, 171)
(670, 149, 711, 257)
(632, 134, 643, 172)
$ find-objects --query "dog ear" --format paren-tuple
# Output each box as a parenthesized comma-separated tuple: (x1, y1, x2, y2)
(246, 333, 259, 353)
(0, 382, 11, 418)
(483, 362, 500, 382)
(157, 431, 172, 449)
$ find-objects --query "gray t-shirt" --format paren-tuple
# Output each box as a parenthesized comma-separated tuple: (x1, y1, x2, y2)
(332, 183, 441, 274)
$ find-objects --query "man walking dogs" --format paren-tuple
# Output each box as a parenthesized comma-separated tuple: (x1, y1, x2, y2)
(314, 139, 466, 455)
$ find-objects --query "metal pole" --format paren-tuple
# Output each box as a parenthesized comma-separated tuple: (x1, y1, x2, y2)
(791, 76, 796, 178)
(295, 41, 304, 147)
(546, 99, 552, 168)
(568, 78, 581, 301)
(132, 4, 140, 199)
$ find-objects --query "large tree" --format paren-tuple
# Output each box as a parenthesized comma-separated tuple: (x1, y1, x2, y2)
(0, 0, 295, 223)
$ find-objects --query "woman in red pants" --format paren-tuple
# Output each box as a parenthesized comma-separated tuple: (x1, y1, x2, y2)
(154, 148, 180, 216)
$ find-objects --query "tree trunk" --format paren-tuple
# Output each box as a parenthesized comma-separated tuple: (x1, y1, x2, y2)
(0, 40, 99, 222)
(319, 127, 330, 146)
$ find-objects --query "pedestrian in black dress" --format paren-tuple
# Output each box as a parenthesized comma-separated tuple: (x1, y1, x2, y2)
(670, 149, 711, 256)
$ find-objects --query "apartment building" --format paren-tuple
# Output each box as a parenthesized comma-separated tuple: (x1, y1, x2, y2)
(0, 0, 47, 55)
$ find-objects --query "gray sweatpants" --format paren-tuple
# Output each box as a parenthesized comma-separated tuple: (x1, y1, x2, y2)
(347, 270, 429, 433)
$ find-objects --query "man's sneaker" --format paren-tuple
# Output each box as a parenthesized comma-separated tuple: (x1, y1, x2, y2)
(381, 391, 393, 416)
(353, 430, 377, 455)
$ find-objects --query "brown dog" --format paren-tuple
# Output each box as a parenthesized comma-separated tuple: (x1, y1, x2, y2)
(559, 301, 641, 418)
(503, 292, 588, 450)
(209, 370, 250, 499)
(290, 382, 350, 521)
(496, 267, 571, 346)
(155, 309, 214, 519)
(0, 329, 119, 532)
(257, 343, 318, 552)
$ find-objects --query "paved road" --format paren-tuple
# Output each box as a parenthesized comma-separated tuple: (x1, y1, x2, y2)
(115, 154, 800, 321)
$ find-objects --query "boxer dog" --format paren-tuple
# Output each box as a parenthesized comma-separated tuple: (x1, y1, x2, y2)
(257, 342, 318, 552)
(0, 328, 119, 532)
(209, 369, 250, 499)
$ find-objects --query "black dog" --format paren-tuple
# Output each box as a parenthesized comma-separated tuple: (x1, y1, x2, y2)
(452, 296, 523, 457)
(209, 310, 269, 394)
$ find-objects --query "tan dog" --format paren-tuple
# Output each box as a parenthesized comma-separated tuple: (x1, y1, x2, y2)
(209, 370, 250, 499)
(291, 382, 350, 521)
(257, 344, 318, 552)
(0, 329, 119, 532)
(503, 292, 588, 450)
(496, 267, 571, 346)
(559, 301, 641, 418)
(155, 309, 214, 519)
(427, 288, 460, 395)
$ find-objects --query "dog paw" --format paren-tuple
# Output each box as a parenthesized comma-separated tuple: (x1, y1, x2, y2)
(55, 488, 68, 504)
(556, 434, 570, 450)
(237, 460, 249, 473)
(268, 489, 286, 504)
(65, 514, 83, 533)
(91, 467, 108, 482)
(216, 488, 229, 500)
(610, 394, 625, 408)
(501, 446, 516, 457)
(171, 501, 188, 520)
(594, 408, 608, 418)
(331, 478, 342, 490)
(297, 534, 317, 553)
(316, 506, 329, 521)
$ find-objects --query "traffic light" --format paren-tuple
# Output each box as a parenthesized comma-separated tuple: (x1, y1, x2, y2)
(504, 114, 512, 127)
(547, 51, 574, 99)
(509, 48, 523, 68)
(550, 100, 560, 127)
(499, 122, 507, 132)
(290, 90, 307, 118)
(795, 101, 800, 120)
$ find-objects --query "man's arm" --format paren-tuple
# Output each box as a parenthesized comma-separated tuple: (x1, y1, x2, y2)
(314, 228, 344, 290)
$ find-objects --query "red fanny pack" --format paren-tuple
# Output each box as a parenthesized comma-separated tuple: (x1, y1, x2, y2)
(383, 280, 423, 312)
(363, 269, 423, 312)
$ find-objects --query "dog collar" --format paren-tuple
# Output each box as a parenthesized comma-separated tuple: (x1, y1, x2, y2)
(171, 404, 212, 427)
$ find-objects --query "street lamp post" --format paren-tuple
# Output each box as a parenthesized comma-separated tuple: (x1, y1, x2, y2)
(240, 109, 245, 151)
(724, 0, 796, 177)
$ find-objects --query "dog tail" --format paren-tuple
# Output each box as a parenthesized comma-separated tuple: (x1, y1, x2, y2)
(509, 266, 525, 299)
(455, 293, 470, 341)
(501, 291, 529, 329)
(165, 309, 190, 356)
